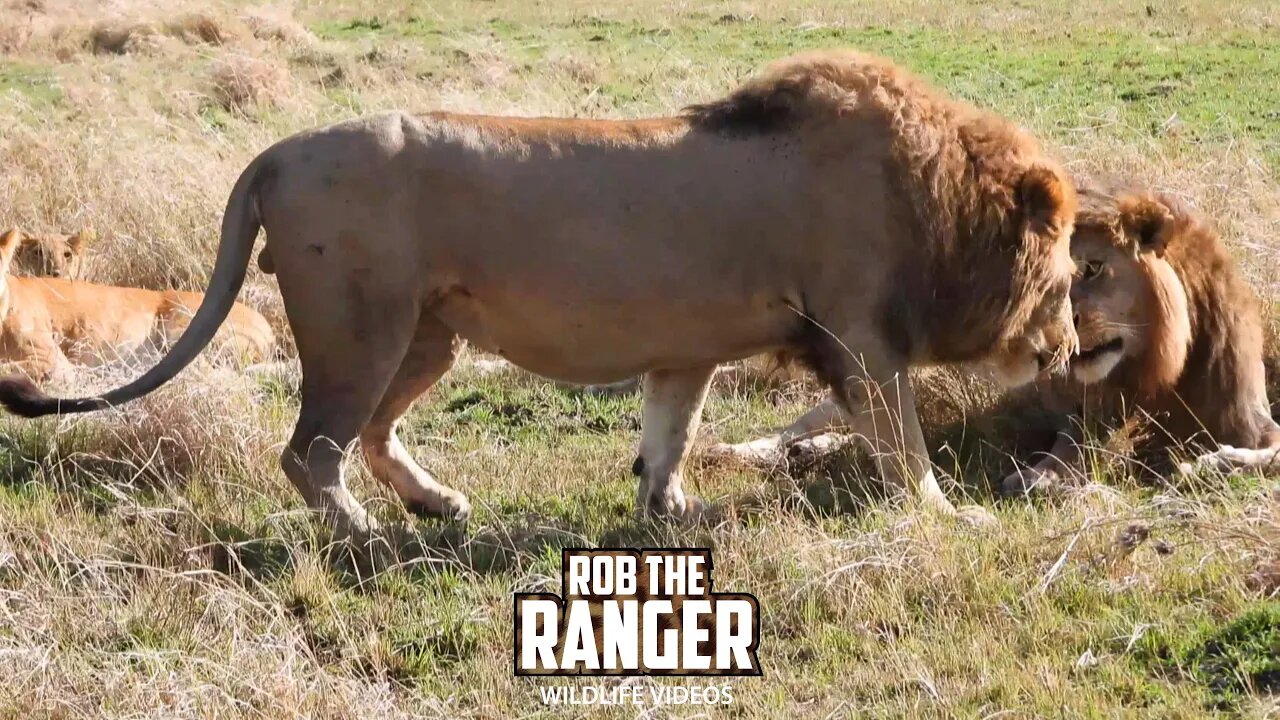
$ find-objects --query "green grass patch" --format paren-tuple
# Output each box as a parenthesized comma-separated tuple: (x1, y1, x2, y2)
(308, 16, 1280, 167)
(1135, 602, 1280, 710)
(408, 381, 641, 443)
(0, 61, 62, 109)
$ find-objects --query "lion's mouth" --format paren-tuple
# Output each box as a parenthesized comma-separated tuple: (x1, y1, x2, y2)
(1076, 337, 1124, 364)
(1070, 337, 1125, 384)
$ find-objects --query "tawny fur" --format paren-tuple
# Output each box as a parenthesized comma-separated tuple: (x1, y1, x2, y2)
(0, 50, 1080, 536)
(0, 229, 274, 381)
(4, 227, 86, 279)
(1004, 182, 1280, 492)
(716, 181, 1280, 482)
(1078, 185, 1275, 448)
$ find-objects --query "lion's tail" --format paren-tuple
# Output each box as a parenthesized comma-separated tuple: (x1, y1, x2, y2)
(0, 155, 272, 418)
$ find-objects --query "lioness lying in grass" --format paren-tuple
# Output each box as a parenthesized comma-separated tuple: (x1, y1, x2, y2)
(0, 228, 274, 382)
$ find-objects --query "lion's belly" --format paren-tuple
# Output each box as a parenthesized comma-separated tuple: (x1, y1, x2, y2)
(434, 286, 790, 384)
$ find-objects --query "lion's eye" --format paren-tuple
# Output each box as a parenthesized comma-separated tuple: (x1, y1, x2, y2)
(1081, 260, 1103, 281)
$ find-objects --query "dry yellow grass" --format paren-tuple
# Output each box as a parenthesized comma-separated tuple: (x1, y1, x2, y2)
(209, 53, 291, 111)
(1, 0, 1279, 717)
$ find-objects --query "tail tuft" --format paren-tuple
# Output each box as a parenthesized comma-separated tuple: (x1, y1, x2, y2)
(0, 375, 59, 417)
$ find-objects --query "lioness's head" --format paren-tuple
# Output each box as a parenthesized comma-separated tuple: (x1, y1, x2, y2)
(10, 229, 88, 279)
(987, 166, 1080, 388)
(1068, 190, 1191, 392)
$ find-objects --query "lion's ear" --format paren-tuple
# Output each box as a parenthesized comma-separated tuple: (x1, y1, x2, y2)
(67, 232, 86, 252)
(1018, 166, 1074, 235)
(1117, 195, 1175, 257)
(0, 228, 22, 270)
(0, 228, 22, 275)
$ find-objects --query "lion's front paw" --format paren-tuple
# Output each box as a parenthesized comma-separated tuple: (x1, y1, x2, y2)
(1181, 444, 1280, 477)
(441, 493, 473, 522)
(405, 489, 472, 523)
(705, 435, 785, 466)
(785, 434, 845, 464)
(1000, 465, 1060, 497)
(326, 504, 383, 548)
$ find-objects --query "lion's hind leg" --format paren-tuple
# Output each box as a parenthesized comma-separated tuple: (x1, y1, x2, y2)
(360, 314, 471, 521)
(275, 269, 423, 542)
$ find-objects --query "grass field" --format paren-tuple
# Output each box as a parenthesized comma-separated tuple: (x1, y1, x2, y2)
(2, 0, 1280, 717)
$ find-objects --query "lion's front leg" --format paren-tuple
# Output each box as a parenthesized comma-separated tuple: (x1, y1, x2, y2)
(706, 395, 846, 465)
(1001, 427, 1081, 497)
(1179, 433, 1280, 477)
(823, 340, 995, 526)
(634, 366, 717, 519)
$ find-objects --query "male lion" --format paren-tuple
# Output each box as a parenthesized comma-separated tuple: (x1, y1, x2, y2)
(1000, 183, 1280, 493)
(0, 228, 274, 381)
(0, 50, 1078, 538)
(710, 182, 1280, 488)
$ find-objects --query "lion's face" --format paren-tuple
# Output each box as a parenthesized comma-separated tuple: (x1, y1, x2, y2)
(1068, 225, 1149, 383)
(12, 231, 86, 279)
(1066, 193, 1189, 387)
(989, 238, 1077, 387)
(983, 166, 1085, 386)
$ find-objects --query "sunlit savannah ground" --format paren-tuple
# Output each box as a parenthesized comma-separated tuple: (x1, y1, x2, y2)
(2, 0, 1280, 717)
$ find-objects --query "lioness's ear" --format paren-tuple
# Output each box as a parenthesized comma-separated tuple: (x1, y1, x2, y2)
(1019, 166, 1075, 235)
(68, 233, 85, 252)
(0, 228, 22, 252)
(0, 228, 22, 269)
(1117, 194, 1174, 257)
